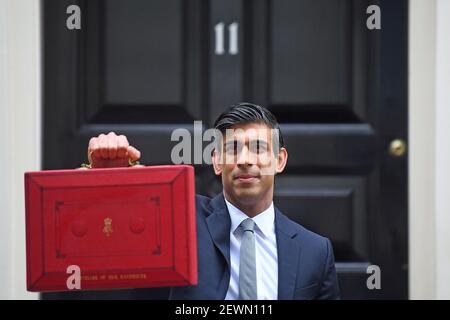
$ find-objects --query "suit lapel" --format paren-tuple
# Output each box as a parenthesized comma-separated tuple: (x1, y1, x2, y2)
(275, 207, 301, 300)
(205, 193, 231, 297)
(205, 193, 231, 267)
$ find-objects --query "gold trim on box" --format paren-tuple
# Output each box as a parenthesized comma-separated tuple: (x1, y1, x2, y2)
(103, 217, 113, 237)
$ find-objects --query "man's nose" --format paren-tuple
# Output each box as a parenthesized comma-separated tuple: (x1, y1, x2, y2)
(236, 145, 256, 165)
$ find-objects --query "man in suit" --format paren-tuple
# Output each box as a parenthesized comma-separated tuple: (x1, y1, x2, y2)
(86, 103, 340, 300)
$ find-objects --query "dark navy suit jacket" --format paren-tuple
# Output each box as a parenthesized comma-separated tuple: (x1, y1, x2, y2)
(169, 193, 340, 300)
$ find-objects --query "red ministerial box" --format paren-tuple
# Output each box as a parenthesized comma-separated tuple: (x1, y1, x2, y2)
(25, 165, 197, 292)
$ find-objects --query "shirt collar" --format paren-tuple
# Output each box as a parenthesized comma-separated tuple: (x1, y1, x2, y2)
(224, 197, 275, 238)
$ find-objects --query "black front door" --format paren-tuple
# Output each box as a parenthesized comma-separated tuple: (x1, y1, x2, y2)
(43, 0, 407, 299)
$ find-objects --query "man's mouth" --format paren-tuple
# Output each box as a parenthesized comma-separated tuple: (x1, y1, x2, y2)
(235, 173, 260, 183)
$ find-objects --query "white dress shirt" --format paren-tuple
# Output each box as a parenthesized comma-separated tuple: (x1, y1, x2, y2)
(224, 199, 278, 300)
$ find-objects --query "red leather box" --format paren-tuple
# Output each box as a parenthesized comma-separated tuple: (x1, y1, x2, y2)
(25, 165, 197, 292)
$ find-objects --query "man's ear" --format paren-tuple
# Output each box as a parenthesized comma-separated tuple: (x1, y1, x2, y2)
(275, 147, 288, 174)
(212, 149, 223, 176)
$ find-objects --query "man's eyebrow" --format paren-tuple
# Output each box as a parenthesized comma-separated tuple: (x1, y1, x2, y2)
(225, 139, 268, 145)
(224, 140, 240, 147)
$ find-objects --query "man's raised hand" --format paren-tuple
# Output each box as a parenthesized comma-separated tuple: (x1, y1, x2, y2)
(87, 132, 141, 168)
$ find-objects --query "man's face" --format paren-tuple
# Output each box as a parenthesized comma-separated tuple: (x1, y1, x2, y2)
(212, 122, 288, 208)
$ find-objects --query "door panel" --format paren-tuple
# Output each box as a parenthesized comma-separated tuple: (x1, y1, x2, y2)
(270, 0, 351, 105)
(103, 0, 183, 105)
(276, 175, 369, 262)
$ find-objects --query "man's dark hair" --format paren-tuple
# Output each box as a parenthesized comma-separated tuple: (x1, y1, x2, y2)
(213, 102, 285, 149)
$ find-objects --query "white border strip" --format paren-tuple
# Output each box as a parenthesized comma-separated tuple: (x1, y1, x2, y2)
(435, 0, 450, 300)
(408, 0, 437, 300)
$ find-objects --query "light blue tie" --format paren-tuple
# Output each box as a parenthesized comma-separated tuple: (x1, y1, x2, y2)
(239, 218, 257, 300)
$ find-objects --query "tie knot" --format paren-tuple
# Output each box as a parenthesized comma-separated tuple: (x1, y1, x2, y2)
(240, 218, 255, 232)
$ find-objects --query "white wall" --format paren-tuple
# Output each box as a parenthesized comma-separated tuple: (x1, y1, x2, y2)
(409, 0, 450, 300)
(0, 0, 41, 299)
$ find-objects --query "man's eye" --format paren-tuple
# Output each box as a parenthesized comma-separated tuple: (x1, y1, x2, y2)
(226, 142, 240, 154)
(251, 141, 267, 153)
